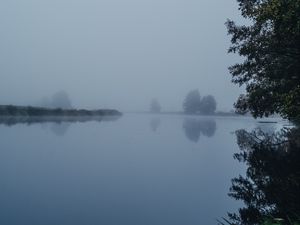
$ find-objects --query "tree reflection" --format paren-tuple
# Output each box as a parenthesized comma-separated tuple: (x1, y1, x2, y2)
(51, 122, 71, 136)
(223, 127, 300, 225)
(150, 117, 161, 132)
(0, 116, 121, 136)
(183, 118, 216, 142)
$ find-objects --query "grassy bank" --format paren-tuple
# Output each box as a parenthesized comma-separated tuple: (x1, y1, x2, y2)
(0, 105, 122, 117)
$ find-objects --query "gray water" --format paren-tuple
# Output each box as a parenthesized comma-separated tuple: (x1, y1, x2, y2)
(0, 114, 280, 225)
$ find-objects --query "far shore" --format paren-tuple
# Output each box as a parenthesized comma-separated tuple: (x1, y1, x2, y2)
(0, 105, 122, 118)
(127, 111, 242, 117)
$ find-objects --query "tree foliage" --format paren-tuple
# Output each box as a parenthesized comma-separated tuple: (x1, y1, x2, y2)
(199, 95, 217, 115)
(183, 89, 201, 114)
(226, 0, 300, 119)
(52, 91, 72, 109)
(150, 99, 161, 113)
(183, 90, 217, 115)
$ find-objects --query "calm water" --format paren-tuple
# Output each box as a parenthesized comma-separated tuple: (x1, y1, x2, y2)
(0, 114, 281, 225)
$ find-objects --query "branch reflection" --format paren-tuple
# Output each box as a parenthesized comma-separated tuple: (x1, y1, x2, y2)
(223, 127, 300, 225)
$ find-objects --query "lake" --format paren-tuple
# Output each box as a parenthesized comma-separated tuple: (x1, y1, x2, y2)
(0, 114, 283, 225)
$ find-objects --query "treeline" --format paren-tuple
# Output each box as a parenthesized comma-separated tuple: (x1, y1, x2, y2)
(0, 105, 122, 117)
(183, 89, 216, 115)
(149, 90, 233, 115)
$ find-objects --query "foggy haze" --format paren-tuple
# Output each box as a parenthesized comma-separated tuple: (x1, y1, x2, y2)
(0, 0, 243, 112)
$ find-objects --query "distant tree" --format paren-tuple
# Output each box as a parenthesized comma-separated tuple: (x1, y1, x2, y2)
(183, 89, 201, 114)
(150, 99, 161, 113)
(51, 91, 72, 109)
(199, 95, 217, 115)
(226, 0, 300, 119)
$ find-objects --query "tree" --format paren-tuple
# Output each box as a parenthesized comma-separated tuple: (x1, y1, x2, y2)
(199, 95, 217, 115)
(226, 0, 300, 120)
(150, 99, 161, 113)
(51, 91, 72, 109)
(183, 89, 201, 114)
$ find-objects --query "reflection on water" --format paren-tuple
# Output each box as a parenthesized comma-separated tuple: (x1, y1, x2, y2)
(182, 118, 216, 142)
(0, 116, 121, 126)
(0, 116, 121, 136)
(0, 115, 219, 140)
(255, 122, 277, 134)
(50, 122, 71, 136)
(222, 127, 300, 225)
(0, 114, 275, 225)
(150, 117, 161, 132)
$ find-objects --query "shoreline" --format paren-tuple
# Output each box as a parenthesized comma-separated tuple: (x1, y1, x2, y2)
(0, 105, 122, 117)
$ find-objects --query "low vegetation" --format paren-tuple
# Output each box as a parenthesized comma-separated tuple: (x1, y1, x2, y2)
(0, 105, 122, 117)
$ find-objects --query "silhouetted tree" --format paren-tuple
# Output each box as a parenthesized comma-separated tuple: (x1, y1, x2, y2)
(183, 89, 201, 114)
(150, 99, 161, 113)
(199, 95, 217, 115)
(226, 0, 300, 120)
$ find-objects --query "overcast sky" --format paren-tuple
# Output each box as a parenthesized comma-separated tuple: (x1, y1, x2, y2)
(0, 0, 244, 112)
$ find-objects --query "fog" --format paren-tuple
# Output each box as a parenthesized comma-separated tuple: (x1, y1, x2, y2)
(0, 0, 243, 112)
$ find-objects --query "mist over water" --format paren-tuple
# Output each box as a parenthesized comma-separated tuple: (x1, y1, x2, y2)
(1, 0, 294, 224)
(0, 0, 243, 112)
(1, 114, 274, 225)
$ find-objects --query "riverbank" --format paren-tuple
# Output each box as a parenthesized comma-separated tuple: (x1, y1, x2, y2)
(0, 105, 122, 117)
(128, 111, 241, 117)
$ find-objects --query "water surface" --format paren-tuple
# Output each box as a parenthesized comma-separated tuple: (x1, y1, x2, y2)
(0, 114, 281, 225)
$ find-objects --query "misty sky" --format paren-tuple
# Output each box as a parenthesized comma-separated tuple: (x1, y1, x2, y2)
(0, 0, 244, 112)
